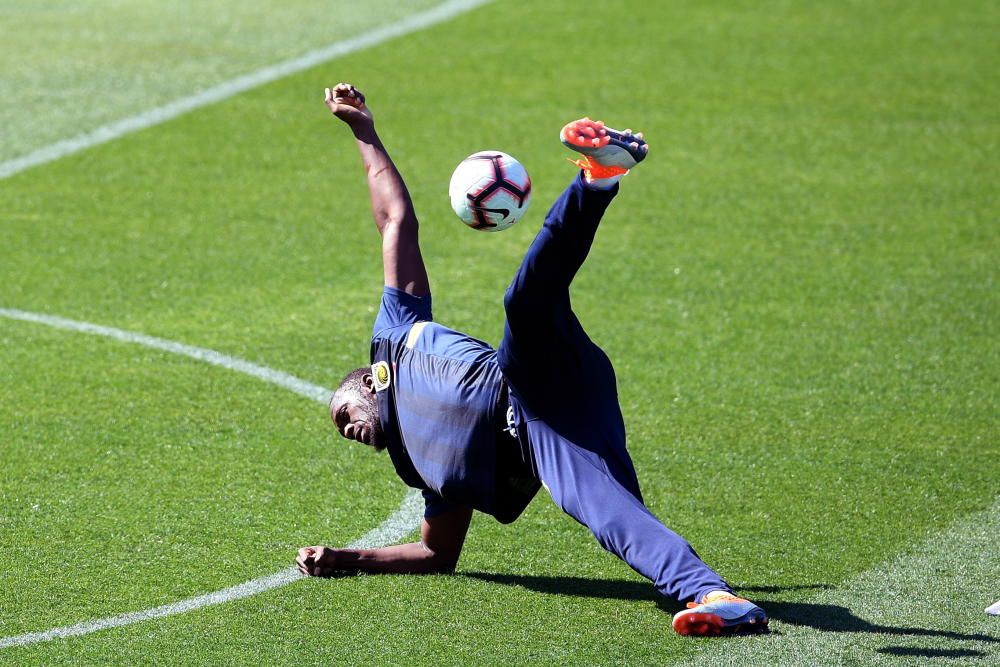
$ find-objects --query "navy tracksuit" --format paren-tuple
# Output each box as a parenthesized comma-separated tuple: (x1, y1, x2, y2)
(372, 173, 731, 603)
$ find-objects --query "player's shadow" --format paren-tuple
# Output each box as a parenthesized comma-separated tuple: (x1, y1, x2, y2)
(760, 600, 998, 646)
(460, 572, 998, 650)
(461, 571, 828, 614)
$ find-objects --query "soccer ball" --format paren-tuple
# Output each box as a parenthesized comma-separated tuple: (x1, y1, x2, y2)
(448, 151, 532, 232)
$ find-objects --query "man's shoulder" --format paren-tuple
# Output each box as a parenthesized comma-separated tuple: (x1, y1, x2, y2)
(371, 321, 420, 343)
(407, 322, 498, 364)
(372, 285, 433, 343)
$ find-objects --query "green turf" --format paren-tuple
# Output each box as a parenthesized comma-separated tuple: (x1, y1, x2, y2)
(0, 0, 440, 162)
(1, 0, 997, 664)
(691, 498, 1000, 665)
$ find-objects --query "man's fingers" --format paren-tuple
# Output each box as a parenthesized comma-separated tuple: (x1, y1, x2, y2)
(333, 96, 362, 110)
(295, 546, 337, 577)
(296, 546, 317, 569)
(323, 82, 372, 125)
(329, 83, 365, 105)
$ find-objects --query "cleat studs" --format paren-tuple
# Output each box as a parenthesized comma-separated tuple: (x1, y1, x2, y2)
(591, 137, 601, 146)
(635, 132, 644, 140)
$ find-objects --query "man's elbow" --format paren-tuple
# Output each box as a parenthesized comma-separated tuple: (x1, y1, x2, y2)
(378, 213, 417, 233)
(431, 556, 459, 575)
(421, 544, 460, 574)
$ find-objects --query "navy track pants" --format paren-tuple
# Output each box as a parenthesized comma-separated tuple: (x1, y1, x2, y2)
(497, 173, 731, 603)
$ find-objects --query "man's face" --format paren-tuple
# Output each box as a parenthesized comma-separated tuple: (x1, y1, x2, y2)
(329, 374, 385, 451)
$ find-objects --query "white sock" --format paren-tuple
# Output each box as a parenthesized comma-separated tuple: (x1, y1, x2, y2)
(584, 173, 624, 190)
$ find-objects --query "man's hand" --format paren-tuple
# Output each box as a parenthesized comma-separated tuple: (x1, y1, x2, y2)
(324, 83, 373, 129)
(294, 507, 472, 576)
(296, 545, 339, 577)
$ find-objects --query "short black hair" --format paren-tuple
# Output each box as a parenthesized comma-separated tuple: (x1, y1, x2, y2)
(336, 366, 369, 397)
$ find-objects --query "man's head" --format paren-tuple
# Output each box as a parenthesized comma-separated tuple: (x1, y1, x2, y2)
(329, 367, 385, 451)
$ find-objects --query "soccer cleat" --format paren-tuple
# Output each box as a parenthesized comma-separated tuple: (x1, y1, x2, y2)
(566, 156, 629, 181)
(560, 117, 648, 170)
(671, 592, 769, 637)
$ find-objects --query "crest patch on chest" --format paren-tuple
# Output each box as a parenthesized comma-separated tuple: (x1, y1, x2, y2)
(371, 361, 391, 391)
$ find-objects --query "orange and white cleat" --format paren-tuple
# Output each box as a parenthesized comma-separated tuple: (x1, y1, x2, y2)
(560, 117, 648, 171)
(671, 591, 769, 637)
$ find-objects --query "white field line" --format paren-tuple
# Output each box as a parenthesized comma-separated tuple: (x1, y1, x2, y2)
(0, 0, 493, 181)
(0, 308, 330, 402)
(0, 308, 424, 649)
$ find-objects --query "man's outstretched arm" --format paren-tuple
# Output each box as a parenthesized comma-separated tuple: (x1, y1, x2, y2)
(325, 83, 429, 296)
(297, 503, 473, 576)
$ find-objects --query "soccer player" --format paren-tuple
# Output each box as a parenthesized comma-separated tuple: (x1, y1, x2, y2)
(296, 83, 769, 637)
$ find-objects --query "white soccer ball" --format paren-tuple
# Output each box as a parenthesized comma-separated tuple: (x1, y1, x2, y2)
(448, 151, 532, 232)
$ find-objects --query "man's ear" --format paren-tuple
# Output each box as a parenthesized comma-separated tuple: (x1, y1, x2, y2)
(362, 373, 375, 394)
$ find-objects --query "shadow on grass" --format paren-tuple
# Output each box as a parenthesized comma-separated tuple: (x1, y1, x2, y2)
(763, 600, 998, 645)
(460, 572, 826, 613)
(461, 572, 999, 647)
(461, 571, 669, 606)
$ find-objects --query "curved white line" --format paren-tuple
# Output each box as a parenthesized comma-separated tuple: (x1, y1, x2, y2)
(0, 308, 423, 649)
(0, 308, 329, 402)
(0, 0, 494, 181)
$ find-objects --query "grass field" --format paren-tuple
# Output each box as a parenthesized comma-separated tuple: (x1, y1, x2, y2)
(1, 0, 997, 664)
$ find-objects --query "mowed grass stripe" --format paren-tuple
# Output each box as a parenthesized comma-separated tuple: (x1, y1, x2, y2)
(0, 0, 458, 163)
(0, 0, 493, 179)
(682, 497, 1000, 666)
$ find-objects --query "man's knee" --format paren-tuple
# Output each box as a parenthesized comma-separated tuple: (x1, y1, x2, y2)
(579, 507, 637, 557)
(503, 283, 543, 328)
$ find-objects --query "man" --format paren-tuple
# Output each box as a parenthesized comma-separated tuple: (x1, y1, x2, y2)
(296, 83, 769, 637)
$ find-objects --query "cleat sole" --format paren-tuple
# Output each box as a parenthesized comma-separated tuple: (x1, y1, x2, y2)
(672, 610, 770, 638)
(560, 117, 647, 169)
(560, 118, 610, 149)
(672, 612, 725, 637)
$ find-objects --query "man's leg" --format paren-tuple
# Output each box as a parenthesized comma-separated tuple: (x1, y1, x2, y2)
(525, 417, 732, 604)
(497, 166, 725, 599)
(498, 117, 649, 400)
(498, 119, 768, 635)
(498, 172, 620, 409)
(505, 170, 616, 313)
(498, 171, 644, 495)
